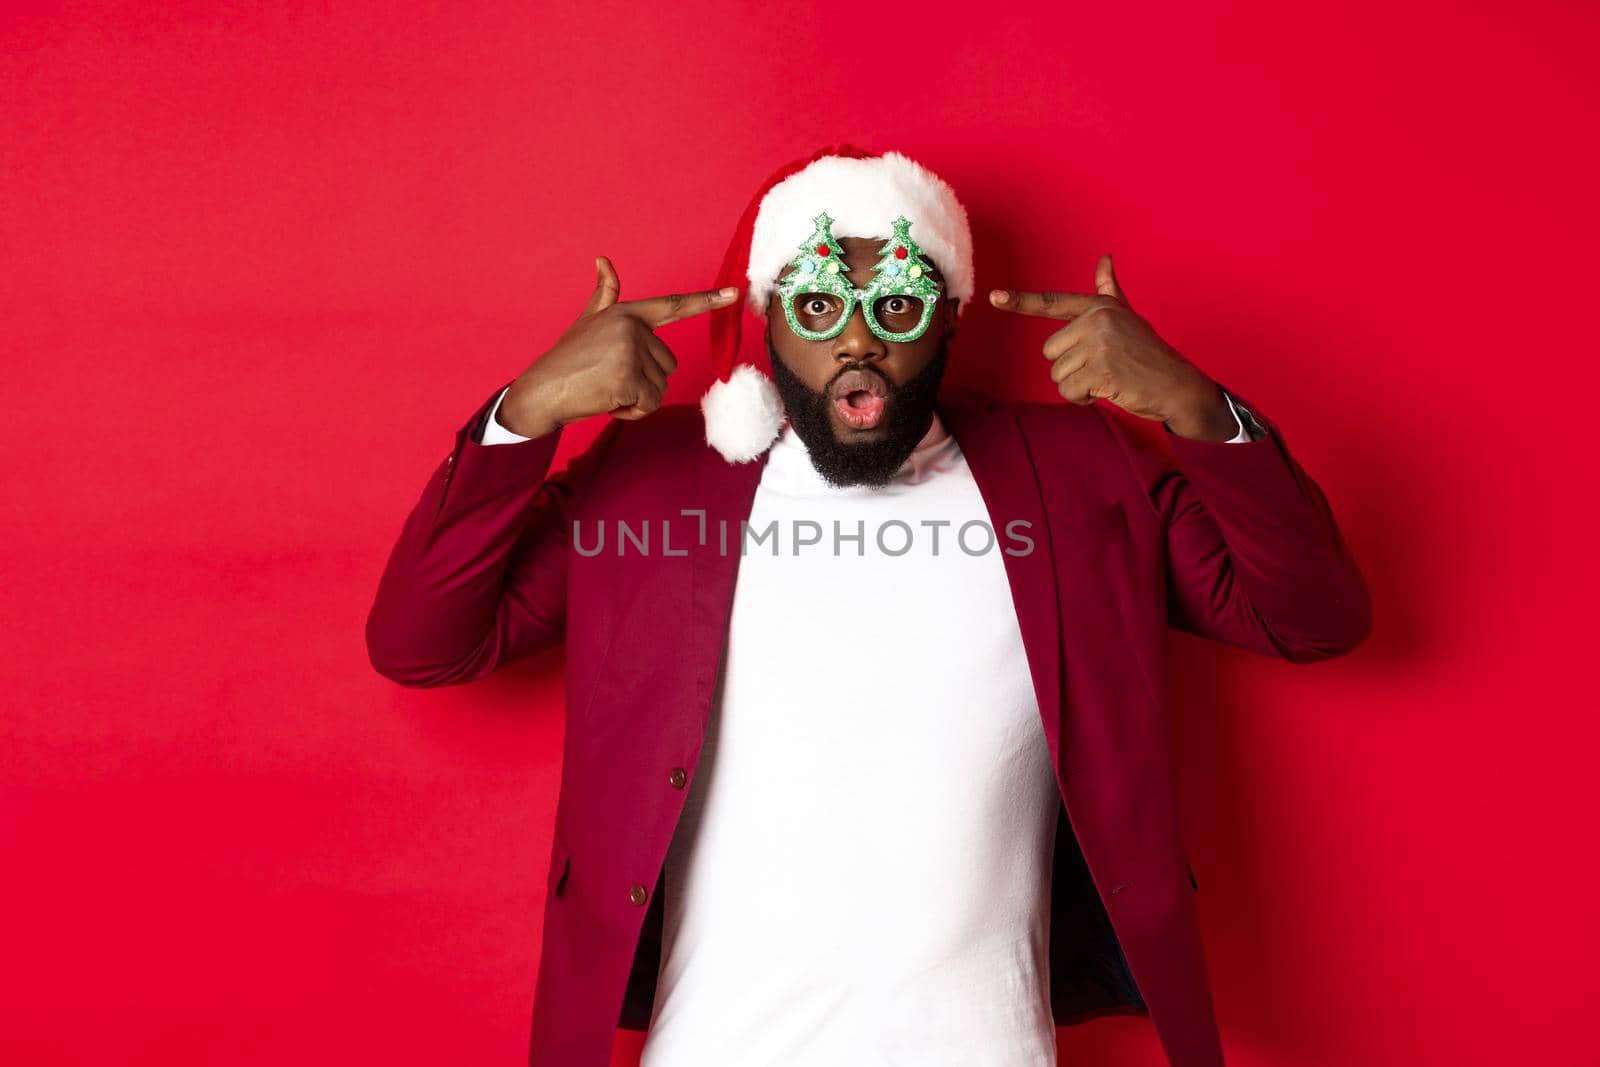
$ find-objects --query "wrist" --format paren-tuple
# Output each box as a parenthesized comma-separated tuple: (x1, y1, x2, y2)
(500, 377, 563, 439)
(1163, 381, 1238, 442)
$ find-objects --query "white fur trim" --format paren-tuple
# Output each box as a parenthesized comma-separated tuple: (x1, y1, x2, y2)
(746, 151, 974, 320)
(701, 363, 785, 463)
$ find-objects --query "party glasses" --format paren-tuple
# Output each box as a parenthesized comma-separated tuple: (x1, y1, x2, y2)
(774, 212, 944, 343)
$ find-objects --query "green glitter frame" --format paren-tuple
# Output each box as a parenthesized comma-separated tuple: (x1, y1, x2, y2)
(774, 212, 945, 343)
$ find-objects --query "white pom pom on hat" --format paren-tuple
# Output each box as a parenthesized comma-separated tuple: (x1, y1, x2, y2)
(702, 362, 787, 463)
(702, 144, 975, 463)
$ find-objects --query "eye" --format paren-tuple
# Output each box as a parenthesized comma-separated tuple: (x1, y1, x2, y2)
(803, 296, 836, 315)
(875, 294, 923, 320)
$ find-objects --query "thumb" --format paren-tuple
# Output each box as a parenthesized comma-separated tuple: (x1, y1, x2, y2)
(1095, 253, 1127, 305)
(582, 255, 621, 317)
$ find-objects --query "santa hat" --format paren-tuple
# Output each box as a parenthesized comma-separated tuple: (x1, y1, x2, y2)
(702, 145, 975, 462)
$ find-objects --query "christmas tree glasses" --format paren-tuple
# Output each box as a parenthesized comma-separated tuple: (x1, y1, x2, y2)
(774, 212, 945, 343)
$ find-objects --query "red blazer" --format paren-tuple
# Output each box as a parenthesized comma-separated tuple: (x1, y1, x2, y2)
(366, 378, 1371, 1067)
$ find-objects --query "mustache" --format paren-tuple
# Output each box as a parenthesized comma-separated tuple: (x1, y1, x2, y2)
(828, 363, 890, 390)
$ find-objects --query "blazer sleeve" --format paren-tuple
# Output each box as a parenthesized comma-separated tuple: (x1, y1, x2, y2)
(364, 379, 624, 687)
(479, 385, 536, 445)
(1099, 382, 1373, 663)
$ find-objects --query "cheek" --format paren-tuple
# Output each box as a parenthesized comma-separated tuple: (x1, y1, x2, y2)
(773, 341, 835, 390)
(889, 342, 941, 383)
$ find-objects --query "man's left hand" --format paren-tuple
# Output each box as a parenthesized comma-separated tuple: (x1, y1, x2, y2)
(989, 254, 1239, 441)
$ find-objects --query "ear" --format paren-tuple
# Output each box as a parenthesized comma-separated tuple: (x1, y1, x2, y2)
(943, 295, 960, 338)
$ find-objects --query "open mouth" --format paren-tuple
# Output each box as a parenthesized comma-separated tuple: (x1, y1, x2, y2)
(830, 367, 890, 430)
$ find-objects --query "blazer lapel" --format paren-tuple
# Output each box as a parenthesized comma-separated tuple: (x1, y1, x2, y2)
(686, 433, 772, 739)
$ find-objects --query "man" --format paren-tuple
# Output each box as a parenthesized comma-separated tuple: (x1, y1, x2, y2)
(365, 147, 1371, 1067)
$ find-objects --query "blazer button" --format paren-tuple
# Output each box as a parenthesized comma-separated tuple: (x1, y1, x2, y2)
(668, 767, 687, 789)
(628, 884, 648, 906)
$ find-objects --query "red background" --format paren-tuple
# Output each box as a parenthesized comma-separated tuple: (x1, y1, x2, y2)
(3, 2, 1595, 1064)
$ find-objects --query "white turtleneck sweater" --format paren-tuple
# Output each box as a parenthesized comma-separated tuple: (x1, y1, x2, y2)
(480, 386, 1252, 1065)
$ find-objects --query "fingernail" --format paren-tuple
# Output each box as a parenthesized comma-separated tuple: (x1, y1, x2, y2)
(719, 287, 739, 298)
(990, 290, 1009, 304)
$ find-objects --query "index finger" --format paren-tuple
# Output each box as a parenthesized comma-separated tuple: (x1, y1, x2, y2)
(988, 288, 1108, 320)
(621, 286, 741, 328)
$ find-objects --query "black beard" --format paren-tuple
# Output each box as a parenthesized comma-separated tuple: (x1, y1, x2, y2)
(765, 334, 950, 489)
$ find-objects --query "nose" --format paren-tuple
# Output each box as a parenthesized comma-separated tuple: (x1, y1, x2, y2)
(831, 303, 886, 365)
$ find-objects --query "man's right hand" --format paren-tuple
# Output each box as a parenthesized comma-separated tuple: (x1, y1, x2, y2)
(497, 257, 740, 438)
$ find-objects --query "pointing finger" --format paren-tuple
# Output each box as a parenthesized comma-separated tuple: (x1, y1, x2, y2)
(988, 288, 1109, 320)
(624, 286, 741, 328)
